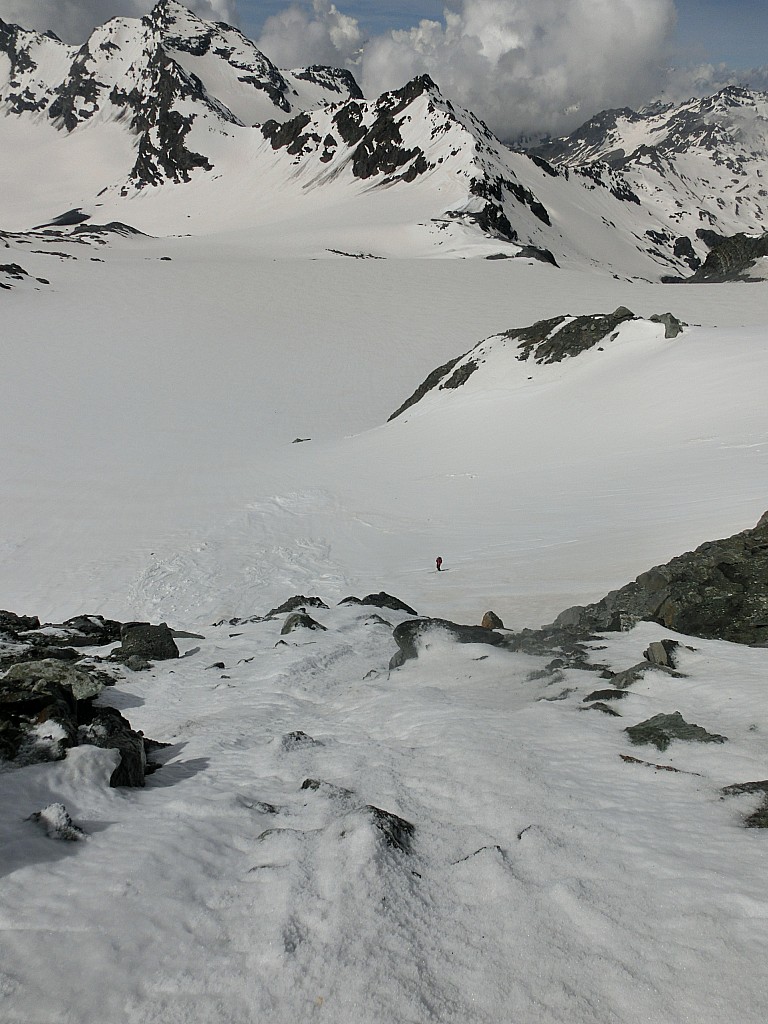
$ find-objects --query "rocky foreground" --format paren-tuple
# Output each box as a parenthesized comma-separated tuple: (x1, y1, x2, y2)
(2, 513, 767, 835)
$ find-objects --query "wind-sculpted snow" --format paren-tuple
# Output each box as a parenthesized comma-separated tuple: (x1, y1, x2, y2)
(2, 593, 768, 1022)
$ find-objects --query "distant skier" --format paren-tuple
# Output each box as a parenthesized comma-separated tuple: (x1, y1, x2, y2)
(436, 556, 443, 571)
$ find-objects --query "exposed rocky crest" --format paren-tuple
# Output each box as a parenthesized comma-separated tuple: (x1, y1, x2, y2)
(389, 309, 684, 419)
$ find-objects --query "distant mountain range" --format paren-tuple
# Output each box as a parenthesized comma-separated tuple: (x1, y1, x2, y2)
(1, 0, 766, 280)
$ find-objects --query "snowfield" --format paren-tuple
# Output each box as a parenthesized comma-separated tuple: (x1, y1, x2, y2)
(1, 229, 767, 1024)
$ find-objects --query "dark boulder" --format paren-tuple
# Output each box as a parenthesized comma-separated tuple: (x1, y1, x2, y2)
(0, 610, 40, 636)
(481, 610, 504, 629)
(552, 512, 768, 645)
(112, 622, 179, 662)
(390, 618, 506, 669)
(267, 595, 329, 617)
(77, 705, 147, 787)
(280, 611, 326, 635)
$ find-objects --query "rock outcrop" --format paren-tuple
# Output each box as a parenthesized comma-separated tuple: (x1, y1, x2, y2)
(552, 512, 768, 645)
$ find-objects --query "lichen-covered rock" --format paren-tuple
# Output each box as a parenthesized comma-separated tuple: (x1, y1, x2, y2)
(2, 659, 105, 702)
(625, 712, 727, 752)
(552, 512, 768, 645)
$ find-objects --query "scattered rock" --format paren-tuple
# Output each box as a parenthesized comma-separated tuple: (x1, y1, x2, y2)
(625, 711, 727, 752)
(364, 805, 415, 853)
(583, 688, 628, 702)
(206, 661, 226, 670)
(3, 659, 104, 702)
(268, 596, 329, 617)
(721, 781, 768, 828)
(649, 312, 685, 338)
(301, 778, 354, 800)
(620, 754, 702, 775)
(644, 639, 692, 669)
(78, 705, 148, 787)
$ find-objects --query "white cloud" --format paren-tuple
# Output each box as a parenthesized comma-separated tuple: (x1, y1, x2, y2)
(255, 0, 678, 139)
(361, 0, 678, 139)
(0, 1, 238, 44)
(257, 0, 363, 68)
(659, 62, 768, 103)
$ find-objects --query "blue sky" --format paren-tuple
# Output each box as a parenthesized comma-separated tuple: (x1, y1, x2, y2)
(674, 0, 768, 67)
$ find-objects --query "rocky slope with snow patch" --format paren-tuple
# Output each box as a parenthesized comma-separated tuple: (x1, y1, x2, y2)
(389, 308, 685, 420)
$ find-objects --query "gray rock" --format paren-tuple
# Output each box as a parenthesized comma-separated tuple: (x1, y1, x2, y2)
(280, 611, 327, 635)
(112, 622, 179, 662)
(340, 593, 418, 615)
(281, 730, 322, 751)
(625, 711, 727, 752)
(582, 688, 628, 702)
(644, 639, 691, 669)
(267, 595, 329, 617)
(581, 701, 622, 716)
(649, 312, 685, 338)
(721, 781, 768, 828)
(552, 511, 768, 645)
(364, 805, 415, 853)
(390, 618, 506, 669)
(2, 659, 104, 702)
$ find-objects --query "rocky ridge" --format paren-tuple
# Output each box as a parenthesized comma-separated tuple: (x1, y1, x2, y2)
(0, 0, 362, 188)
(388, 308, 685, 420)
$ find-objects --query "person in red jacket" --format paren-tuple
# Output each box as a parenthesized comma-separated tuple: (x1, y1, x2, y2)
(436, 556, 443, 571)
